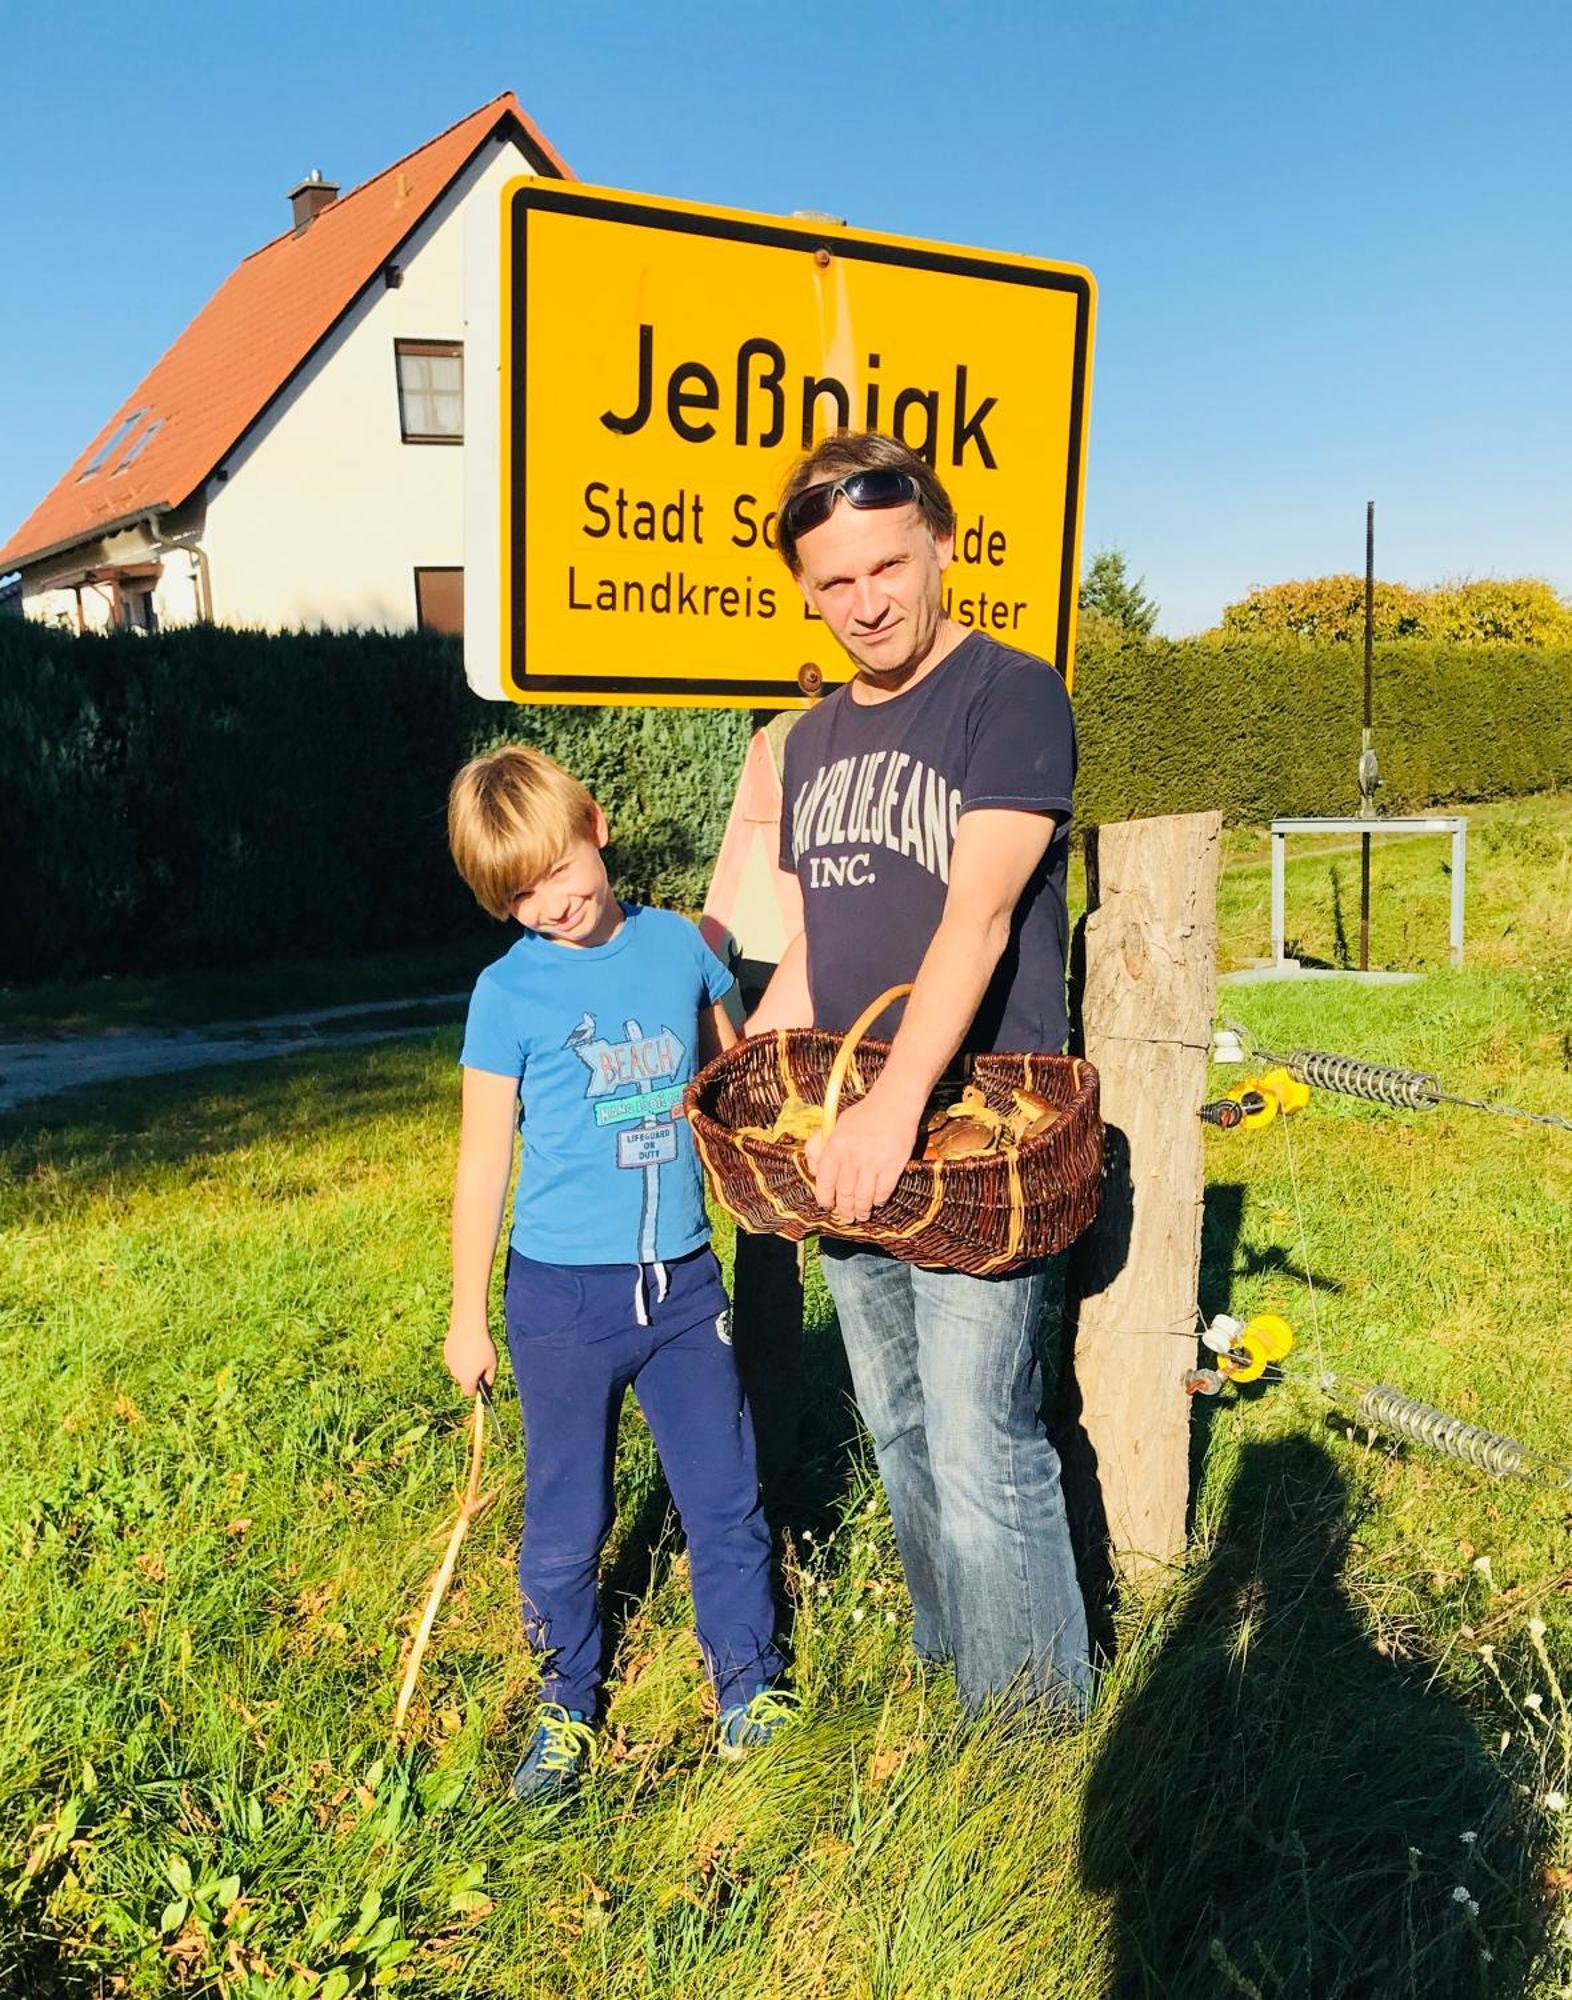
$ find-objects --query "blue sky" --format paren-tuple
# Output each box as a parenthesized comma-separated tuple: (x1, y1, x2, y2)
(2, 0, 1567, 633)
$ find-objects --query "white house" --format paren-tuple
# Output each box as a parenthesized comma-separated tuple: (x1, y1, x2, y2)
(0, 94, 569, 636)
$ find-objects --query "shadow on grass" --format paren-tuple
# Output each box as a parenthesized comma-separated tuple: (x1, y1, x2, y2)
(1331, 859, 1353, 968)
(0, 1856, 105, 2000)
(1080, 1435, 1544, 1999)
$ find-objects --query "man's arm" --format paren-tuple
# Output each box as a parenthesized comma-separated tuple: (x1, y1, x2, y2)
(744, 928, 813, 1035)
(805, 808, 1056, 1221)
(444, 1066, 520, 1393)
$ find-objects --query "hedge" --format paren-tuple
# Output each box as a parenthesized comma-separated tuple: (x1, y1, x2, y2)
(0, 623, 747, 983)
(1074, 634, 1572, 826)
(1, 619, 1567, 984)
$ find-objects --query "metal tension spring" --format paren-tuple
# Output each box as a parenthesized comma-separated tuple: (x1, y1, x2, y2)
(1349, 1383, 1571, 1486)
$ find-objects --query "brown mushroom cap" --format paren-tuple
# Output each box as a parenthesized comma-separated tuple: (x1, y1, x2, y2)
(925, 1117, 997, 1161)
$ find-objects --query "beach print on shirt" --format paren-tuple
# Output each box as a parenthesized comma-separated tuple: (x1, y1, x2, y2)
(565, 1010, 688, 1263)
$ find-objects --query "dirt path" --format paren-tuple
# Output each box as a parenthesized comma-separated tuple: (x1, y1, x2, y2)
(0, 993, 467, 1112)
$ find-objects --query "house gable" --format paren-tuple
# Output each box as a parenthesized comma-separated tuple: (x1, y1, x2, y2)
(194, 127, 534, 631)
(0, 93, 568, 575)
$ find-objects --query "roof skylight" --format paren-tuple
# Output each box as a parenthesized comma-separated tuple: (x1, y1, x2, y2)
(111, 419, 165, 475)
(77, 408, 148, 480)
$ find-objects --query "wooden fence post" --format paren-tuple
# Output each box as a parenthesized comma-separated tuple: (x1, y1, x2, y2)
(1064, 811, 1222, 1581)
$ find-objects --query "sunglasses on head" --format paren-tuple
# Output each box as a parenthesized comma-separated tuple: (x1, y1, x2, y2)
(779, 468, 921, 544)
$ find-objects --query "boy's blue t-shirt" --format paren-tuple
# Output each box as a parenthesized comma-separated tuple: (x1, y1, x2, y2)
(460, 904, 734, 1266)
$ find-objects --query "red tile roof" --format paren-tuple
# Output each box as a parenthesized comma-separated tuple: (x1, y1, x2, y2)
(0, 93, 569, 571)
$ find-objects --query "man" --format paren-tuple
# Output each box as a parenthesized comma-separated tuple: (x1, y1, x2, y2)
(748, 430, 1090, 1721)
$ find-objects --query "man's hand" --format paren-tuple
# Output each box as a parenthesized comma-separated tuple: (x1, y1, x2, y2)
(804, 1081, 923, 1223)
(444, 1320, 498, 1396)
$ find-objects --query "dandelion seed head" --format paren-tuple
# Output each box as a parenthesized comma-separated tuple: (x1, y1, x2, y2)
(1472, 1555, 1493, 1577)
(1466, 1899, 1479, 1919)
(1452, 1885, 1471, 1904)
(1544, 1790, 1567, 1813)
(852, 1607, 865, 1624)
(1524, 1691, 1543, 1710)
(1459, 1830, 1477, 1845)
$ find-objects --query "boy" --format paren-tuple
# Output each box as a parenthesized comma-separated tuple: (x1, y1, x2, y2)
(444, 745, 787, 1800)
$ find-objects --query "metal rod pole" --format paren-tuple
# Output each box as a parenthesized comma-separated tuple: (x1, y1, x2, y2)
(1359, 501, 1374, 969)
(1363, 501, 1374, 736)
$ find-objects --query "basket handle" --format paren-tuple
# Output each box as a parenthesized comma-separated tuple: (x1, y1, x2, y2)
(821, 983, 914, 1138)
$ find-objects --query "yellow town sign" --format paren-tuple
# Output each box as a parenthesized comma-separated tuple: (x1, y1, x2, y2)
(491, 181, 1095, 708)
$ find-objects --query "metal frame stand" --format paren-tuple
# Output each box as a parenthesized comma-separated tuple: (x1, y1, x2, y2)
(1270, 816, 1468, 971)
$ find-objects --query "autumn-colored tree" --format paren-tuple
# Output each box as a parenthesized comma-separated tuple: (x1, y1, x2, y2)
(1216, 576, 1426, 643)
(1214, 574, 1572, 644)
(1426, 578, 1572, 644)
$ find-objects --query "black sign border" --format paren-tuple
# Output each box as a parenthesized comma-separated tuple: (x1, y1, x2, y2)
(503, 184, 1093, 704)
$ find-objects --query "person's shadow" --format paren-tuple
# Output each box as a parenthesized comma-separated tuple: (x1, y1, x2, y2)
(1079, 1435, 1546, 1998)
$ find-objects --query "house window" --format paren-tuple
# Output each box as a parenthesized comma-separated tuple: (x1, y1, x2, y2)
(415, 567, 463, 635)
(396, 341, 463, 442)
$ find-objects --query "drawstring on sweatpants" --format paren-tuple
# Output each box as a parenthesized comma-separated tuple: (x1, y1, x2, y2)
(631, 1260, 670, 1328)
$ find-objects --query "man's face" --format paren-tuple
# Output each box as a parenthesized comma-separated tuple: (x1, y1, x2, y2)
(793, 500, 953, 686)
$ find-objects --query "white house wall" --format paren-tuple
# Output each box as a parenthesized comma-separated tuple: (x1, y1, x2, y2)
(200, 132, 541, 633)
(24, 577, 118, 633)
(21, 510, 207, 632)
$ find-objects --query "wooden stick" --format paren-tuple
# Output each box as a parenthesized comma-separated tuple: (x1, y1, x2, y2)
(392, 1391, 494, 1737)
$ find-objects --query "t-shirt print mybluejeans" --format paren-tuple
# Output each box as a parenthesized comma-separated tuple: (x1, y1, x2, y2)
(780, 632, 1076, 1052)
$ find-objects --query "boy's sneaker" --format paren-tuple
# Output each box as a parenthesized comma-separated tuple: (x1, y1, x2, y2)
(716, 1685, 797, 1762)
(510, 1703, 596, 1801)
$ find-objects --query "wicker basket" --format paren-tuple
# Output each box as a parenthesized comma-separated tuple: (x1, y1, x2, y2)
(685, 984, 1103, 1274)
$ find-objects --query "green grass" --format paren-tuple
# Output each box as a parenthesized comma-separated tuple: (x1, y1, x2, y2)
(2, 799, 1570, 1996)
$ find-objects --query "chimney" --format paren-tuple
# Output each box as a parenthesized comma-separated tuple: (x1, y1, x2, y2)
(287, 169, 339, 235)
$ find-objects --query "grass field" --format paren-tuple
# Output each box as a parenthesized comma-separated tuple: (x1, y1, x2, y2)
(2, 795, 1569, 1998)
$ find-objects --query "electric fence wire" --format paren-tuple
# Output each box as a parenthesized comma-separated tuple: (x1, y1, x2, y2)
(1208, 1031, 1572, 1487)
(1222, 1021, 1572, 1134)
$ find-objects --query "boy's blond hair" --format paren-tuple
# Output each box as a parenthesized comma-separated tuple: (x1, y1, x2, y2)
(447, 745, 599, 920)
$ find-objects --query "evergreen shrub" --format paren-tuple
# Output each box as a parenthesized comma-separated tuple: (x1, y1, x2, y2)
(0, 623, 746, 982)
(1072, 633, 1572, 825)
(1, 620, 1566, 983)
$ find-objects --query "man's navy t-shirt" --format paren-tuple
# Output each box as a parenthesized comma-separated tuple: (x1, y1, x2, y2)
(779, 631, 1076, 1053)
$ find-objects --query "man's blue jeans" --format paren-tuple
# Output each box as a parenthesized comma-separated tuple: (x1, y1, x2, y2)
(819, 1240, 1091, 1719)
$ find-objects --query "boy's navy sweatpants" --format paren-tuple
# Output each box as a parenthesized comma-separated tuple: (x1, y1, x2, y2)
(503, 1244, 780, 1717)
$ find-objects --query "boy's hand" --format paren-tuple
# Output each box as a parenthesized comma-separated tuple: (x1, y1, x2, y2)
(444, 1322, 498, 1396)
